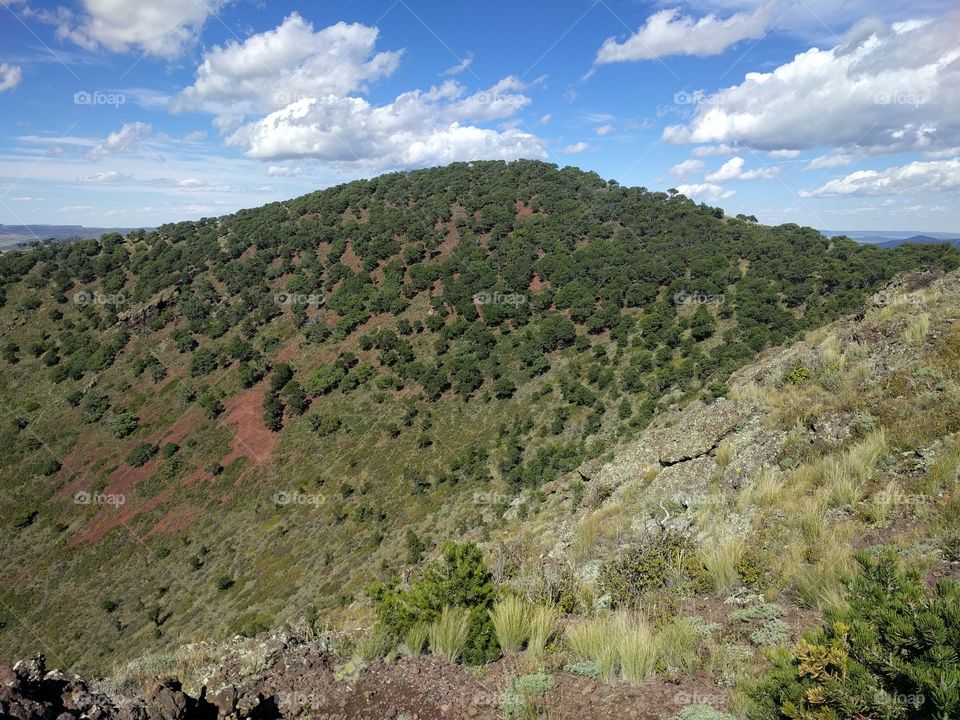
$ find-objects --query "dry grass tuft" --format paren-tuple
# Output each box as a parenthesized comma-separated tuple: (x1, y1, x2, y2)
(490, 595, 532, 654)
(429, 606, 471, 663)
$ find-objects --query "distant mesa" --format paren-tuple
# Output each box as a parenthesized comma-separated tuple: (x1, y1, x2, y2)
(822, 229, 960, 249)
(0, 224, 153, 250)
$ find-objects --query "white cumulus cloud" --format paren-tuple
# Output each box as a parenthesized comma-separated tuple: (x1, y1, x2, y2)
(175, 15, 544, 170)
(81, 171, 132, 182)
(0, 63, 22, 92)
(675, 182, 735, 201)
(805, 153, 854, 170)
(54, 0, 224, 59)
(174, 13, 403, 126)
(705, 156, 779, 180)
(559, 142, 591, 154)
(89, 122, 154, 160)
(227, 90, 545, 168)
(267, 165, 302, 177)
(662, 13, 960, 154)
(799, 158, 960, 197)
(596, 3, 773, 62)
(442, 54, 473, 76)
(670, 158, 705, 177)
(692, 144, 738, 157)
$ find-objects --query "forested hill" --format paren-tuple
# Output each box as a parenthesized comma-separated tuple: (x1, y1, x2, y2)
(1, 159, 957, 672)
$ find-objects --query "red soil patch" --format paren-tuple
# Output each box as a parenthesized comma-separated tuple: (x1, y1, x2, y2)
(515, 198, 534, 217)
(149, 505, 200, 535)
(275, 336, 303, 363)
(217, 382, 280, 476)
(436, 225, 458, 261)
(62, 413, 210, 546)
(56, 410, 205, 501)
(147, 487, 207, 536)
(69, 487, 176, 546)
(340, 242, 362, 272)
(529, 275, 547, 293)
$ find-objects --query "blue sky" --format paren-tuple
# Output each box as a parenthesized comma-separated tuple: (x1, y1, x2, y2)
(1, 0, 958, 232)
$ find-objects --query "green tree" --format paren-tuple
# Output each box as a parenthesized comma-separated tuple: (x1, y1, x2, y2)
(750, 548, 960, 720)
(282, 380, 308, 415)
(263, 392, 283, 431)
(109, 412, 139, 438)
(370, 541, 499, 664)
(189, 347, 218, 377)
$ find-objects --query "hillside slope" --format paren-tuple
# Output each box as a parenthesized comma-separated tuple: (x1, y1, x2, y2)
(4, 267, 959, 720)
(0, 160, 957, 675)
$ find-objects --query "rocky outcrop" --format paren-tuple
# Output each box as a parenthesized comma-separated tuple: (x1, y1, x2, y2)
(1, 655, 118, 720)
(117, 287, 179, 329)
(0, 655, 216, 720)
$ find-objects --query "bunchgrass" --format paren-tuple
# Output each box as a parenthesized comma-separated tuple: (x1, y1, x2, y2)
(701, 535, 745, 593)
(403, 622, 429, 656)
(527, 605, 557, 660)
(490, 595, 532, 654)
(617, 616, 658, 683)
(658, 616, 698, 672)
(904, 313, 930, 345)
(716, 441, 733, 469)
(429, 606, 471, 664)
(352, 629, 389, 662)
(566, 617, 620, 683)
(794, 541, 853, 611)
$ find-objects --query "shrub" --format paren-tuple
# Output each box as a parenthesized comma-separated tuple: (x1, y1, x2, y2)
(189, 347, 217, 377)
(270, 362, 294, 392)
(304, 364, 345, 395)
(783, 363, 811, 385)
(39, 458, 62, 476)
(428, 606, 471, 663)
(109, 412, 140, 438)
(489, 595, 531, 654)
(282, 380, 308, 414)
(599, 530, 701, 607)
(749, 548, 960, 719)
(569, 661, 601, 680)
(83, 393, 110, 423)
(369, 540, 499, 664)
(215, 574, 234, 591)
(126, 442, 158, 467)
(198, 389, 224, 419)
(492, 377, 516, 399)
(262, 392, 283, 432)
(750, 619, 790, 648)
(736, 543, 774, 589)
(310, 412, 341, 436)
